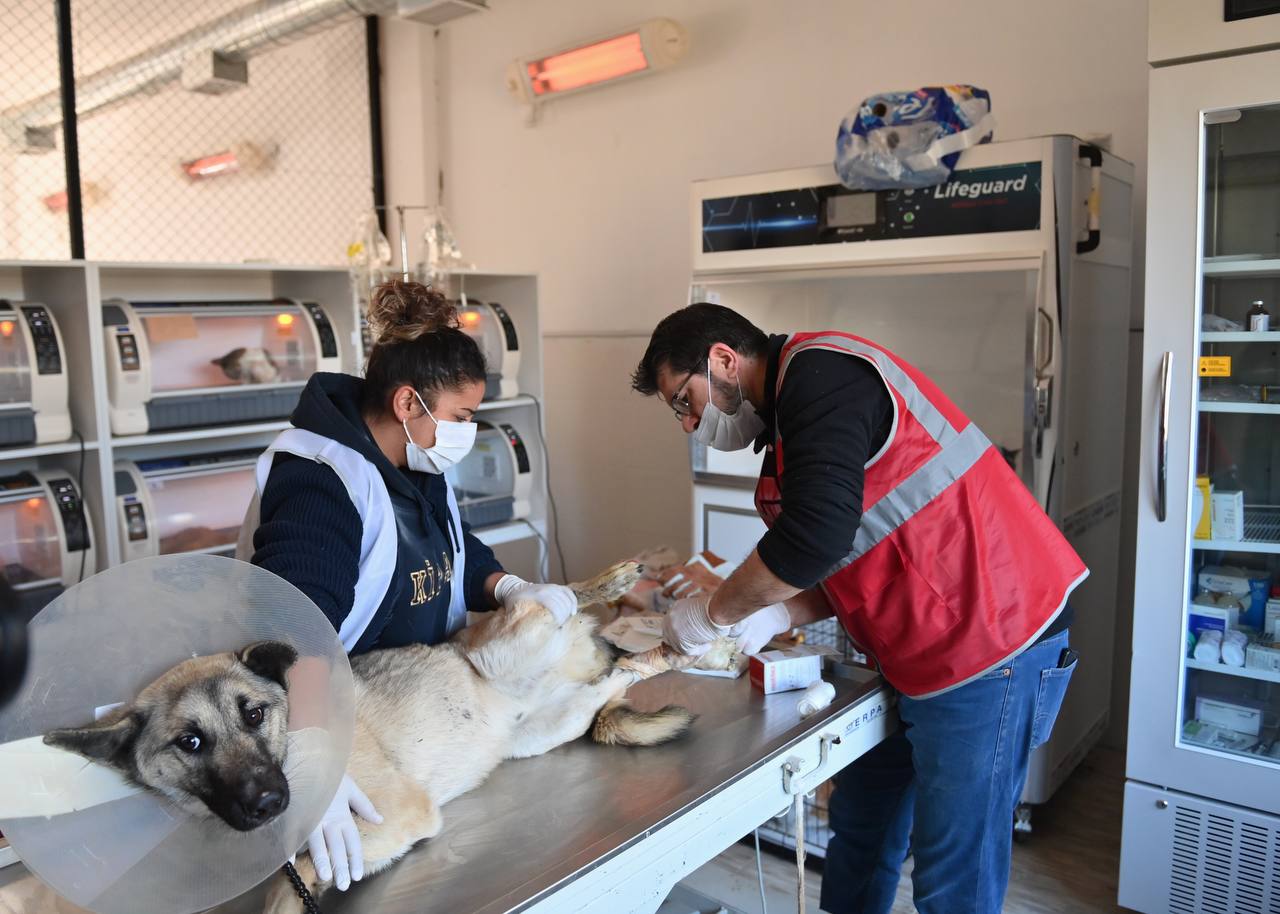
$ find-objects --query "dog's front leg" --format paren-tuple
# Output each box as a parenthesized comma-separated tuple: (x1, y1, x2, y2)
(262, 854, 323, 914)
(506, 670, 633, 759)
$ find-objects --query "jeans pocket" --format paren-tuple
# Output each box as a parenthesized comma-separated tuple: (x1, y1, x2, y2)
(1030, 658, 1077, 749)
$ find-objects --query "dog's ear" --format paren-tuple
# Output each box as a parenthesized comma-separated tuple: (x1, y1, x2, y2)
(44, 711, 145, 772)
(237, 641, 298, 690)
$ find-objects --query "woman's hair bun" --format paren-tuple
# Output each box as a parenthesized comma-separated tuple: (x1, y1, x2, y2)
(366, 280, 459, 345)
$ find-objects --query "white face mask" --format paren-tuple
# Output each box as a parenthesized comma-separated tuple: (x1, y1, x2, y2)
(404, 390, 477, 474)
(692, 357, 766, 451)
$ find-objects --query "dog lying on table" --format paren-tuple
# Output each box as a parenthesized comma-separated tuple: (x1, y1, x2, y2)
(43, 561, 739, 913)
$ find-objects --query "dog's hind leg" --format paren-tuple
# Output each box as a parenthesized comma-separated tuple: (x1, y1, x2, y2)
(506, 670, 634, 759)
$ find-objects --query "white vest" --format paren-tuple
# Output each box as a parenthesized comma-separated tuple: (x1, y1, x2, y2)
(236, 428, 468, 650)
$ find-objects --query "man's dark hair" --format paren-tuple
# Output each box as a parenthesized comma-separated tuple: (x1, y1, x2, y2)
(631, 303, 769, 395)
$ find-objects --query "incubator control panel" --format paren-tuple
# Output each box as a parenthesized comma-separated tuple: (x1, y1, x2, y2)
(701, 162, 1042, 253)
(115, 333, 141, 371)
(489, 302, 518, 350)
(20, 306, 61, 375)
(499, 423, 530, 472)
(123, 502, 148, 541)
(302, 302, 339, 359)
(47, 477, 89, 553)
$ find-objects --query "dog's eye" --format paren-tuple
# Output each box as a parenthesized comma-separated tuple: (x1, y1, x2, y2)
(175, 733, 202, 754)
(243, 706, 265, 728)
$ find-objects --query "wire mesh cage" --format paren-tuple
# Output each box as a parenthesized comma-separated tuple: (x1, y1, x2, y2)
(0, 0, 71, 261)
(2, 0, 376, 265)
(757, 616, 863, 860)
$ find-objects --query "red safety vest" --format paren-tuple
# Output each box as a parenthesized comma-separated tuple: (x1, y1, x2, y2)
(754, 332, 1087, 698)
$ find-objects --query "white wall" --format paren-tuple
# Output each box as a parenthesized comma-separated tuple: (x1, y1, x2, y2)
(383, 0, 1150, 745)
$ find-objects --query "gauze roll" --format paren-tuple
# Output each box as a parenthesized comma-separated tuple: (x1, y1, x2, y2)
(797, 679, 837, 718)
(1222, 629, 1248, 667)
(1194, 628, 1223, 663)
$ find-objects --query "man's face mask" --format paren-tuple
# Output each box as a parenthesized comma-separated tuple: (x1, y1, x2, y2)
(691, 357, 765, 451)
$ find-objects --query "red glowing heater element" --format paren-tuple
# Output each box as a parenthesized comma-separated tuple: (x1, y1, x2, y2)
(181, 142, 276, 181)
(460, 310, 481, 327)
(182, 150, 240, 179)
(276, 313, 295, 328)
(507, 19, 688, 107)
(0, 321, 13, 338)
(526, 33, 648, 96)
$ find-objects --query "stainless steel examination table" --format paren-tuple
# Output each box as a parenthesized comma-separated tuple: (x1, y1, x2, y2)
(0, 665, 893, 914)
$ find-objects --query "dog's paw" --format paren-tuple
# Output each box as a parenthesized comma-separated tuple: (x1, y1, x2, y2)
(572, 561, 644, 607)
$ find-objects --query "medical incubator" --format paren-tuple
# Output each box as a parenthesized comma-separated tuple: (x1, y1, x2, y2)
(114, 450, 257, 562)
(0, 301, 71, 447)
(102, 297, 342, 435)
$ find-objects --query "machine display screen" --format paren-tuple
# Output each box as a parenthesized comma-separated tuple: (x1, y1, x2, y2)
(702, 162, 1041, 253)
(826, 193, 876, 227)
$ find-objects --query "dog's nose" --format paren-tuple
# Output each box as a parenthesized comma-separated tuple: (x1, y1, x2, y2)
(250, 789, 285, 819)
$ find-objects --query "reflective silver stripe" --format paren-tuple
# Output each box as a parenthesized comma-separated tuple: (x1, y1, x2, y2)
(778, 333, 958, 446)
(827, 422, 993, 574)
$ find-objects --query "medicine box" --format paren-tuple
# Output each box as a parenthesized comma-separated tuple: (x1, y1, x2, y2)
(1211, 490, 1244, 542)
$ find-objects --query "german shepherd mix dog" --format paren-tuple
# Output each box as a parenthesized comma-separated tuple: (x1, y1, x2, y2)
(44, 562, 709, 912)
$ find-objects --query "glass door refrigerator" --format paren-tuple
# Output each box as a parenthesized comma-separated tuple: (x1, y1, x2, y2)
(1122, 46, 1280, 913)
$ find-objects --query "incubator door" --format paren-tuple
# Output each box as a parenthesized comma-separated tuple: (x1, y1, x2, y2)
(0, 313, 32, 410)
(144, 466, 256, 555)
(0, 479, 64, 588)
(142, 305, 318, 394)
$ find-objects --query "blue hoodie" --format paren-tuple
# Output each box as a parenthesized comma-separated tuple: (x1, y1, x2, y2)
(249, 373, 504, 653)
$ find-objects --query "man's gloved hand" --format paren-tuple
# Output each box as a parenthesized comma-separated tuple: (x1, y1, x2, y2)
(308, 773, 382, 891)
(728, 603, 793, 655)
(493, 574, 578, 625)
(662, 595, 731, 656)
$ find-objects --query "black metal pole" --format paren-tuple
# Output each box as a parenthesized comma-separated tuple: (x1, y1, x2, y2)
(54, 0, 85, 259)
(365, 15, 387, 235)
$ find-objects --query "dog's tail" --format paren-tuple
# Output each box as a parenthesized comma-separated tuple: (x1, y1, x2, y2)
(591, 698, 694, 747)
(571, 561, 643, 609)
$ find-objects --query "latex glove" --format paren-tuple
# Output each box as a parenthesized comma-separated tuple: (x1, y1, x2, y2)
(308, 773, 382, 891)
(493, 574, 577, 625)
(658, 563, 725, 600)
(663, 595, 731, 656)
(728, 603, 793, 655)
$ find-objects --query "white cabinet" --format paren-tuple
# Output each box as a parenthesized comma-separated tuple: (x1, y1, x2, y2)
(1120, 47, 1280, 913)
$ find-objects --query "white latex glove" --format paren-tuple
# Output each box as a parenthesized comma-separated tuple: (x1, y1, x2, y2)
(308, 773, 382, 891)
(493, 574, 577, 625)
(663, 595, 731, 656)
(728, 603, 793, 655)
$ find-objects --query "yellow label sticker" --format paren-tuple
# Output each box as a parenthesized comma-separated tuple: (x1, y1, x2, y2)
(1199, 356, 1231, 377)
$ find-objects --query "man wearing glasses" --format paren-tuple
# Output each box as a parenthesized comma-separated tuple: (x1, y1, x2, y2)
(630, 302, 1083, 914)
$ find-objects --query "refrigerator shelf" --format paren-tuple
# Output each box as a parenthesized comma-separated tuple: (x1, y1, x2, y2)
(1198, 401, 1280, 415)
(1201, 331, 1280, 343)
(1195, 504, 1280, 553)
(1186, 658, 1280, 685)
(1203, 255, 1280, 277)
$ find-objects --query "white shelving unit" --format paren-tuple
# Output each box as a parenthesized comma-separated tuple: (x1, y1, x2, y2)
(0, 260, 549, 590)
(1198, 401, 1280, 415)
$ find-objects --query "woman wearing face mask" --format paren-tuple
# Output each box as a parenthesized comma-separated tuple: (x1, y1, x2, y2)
(238, 279, 574, 892)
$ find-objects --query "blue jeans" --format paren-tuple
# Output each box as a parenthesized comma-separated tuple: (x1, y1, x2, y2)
(820, 630, 1077, 914)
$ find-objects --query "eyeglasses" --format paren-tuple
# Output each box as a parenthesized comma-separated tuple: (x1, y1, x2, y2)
(668, 371, 696, 420)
